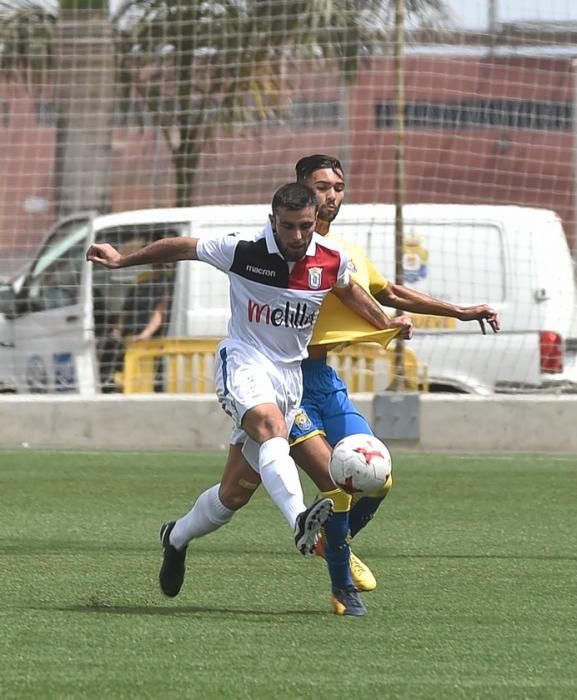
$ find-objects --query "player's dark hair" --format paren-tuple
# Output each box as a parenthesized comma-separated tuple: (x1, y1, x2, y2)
(271, 182, 318, 215)
(295, 154, 344, 181)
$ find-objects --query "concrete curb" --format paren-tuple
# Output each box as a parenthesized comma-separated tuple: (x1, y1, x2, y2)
(1, 393, 576, 453)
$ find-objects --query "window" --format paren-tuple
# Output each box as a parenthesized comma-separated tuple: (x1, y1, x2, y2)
(375, 100, 572, 130)
(287, 101, 340, 128)
(0, 99, 9, 128)
(246, 100, 341, 129)
(335, 218, 505, 303)
(34, 99, 58, 127)
(92, 223, 185, 321)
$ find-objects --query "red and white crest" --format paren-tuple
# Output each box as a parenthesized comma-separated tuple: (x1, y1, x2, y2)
(308, 267, 322, 289)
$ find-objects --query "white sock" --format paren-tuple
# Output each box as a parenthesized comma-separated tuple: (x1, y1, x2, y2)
(169, 484, 234, 550)
(258, 437, 306, 529)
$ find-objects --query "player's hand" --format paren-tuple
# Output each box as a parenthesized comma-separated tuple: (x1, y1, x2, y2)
(86, 243, 123, 268)
(391, 314, 414, 340)
(459, 305, 500, 334)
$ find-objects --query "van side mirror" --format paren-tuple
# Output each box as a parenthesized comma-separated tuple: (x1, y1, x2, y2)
(1, 283, 34, 319)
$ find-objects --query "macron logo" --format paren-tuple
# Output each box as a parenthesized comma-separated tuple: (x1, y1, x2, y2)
(248, 299, 316, 328)
(247, 265, 276, 278)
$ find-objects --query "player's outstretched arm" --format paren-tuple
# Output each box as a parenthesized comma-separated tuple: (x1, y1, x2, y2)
(86, 237, 199, 269)
(375, 283, 500, 335)
(332, 279, 413, 339)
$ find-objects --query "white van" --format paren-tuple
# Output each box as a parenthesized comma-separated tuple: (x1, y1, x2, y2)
(332, 203, 577, 394)
(0, 203, 575, 395)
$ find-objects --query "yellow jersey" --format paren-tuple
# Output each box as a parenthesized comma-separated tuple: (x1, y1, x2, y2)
(310, 235, 399, 349)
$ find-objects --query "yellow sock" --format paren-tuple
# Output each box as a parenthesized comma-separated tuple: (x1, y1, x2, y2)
(351, 473, 393, 506)
(319, 486, 351, 513)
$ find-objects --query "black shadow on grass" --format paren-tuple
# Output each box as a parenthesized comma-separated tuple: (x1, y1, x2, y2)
(3, 543, 575, 562)
(45, 603, 327, 618)
(0, 541, 287, 557)
(0, 541, 154, 555)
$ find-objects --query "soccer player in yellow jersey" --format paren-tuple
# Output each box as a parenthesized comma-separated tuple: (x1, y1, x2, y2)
(287, 155, 498, 615)
(157, 155, 499, 617)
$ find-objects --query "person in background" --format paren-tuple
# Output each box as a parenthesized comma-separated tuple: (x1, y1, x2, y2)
(99, 263, 170, 391)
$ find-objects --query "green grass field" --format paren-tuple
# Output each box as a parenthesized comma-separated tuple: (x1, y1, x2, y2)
(0, 449, 575, 700)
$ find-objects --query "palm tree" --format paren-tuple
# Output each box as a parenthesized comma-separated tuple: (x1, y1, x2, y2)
(121, 0, 450, 206)
(0, 0, 449, 211)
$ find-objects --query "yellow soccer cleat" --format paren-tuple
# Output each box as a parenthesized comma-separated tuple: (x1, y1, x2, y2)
(349, 551, 377, 592)
(315, 532, 377, 592)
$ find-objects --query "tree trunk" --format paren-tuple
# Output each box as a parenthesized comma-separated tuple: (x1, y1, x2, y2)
(174, 143, 201, 208)
(54, 12, 115, 217)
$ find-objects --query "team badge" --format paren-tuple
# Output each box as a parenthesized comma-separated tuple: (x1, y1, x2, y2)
(294, 409, 312, 431)
(403, 233, 429, 283)
(308, 267, 322, 289)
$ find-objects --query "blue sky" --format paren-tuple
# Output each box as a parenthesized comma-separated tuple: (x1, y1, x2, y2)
(445, 0, 577, 29)
(12, 1, 577, 32)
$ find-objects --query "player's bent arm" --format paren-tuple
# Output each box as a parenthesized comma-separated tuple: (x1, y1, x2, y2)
(332, 279, 413, 338)
(86, 237, 199, 268)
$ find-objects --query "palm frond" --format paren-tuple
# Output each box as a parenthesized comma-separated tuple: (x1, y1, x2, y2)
(0, 2, 56, 82)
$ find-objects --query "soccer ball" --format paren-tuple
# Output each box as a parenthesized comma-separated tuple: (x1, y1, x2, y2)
(329, 434, 392, 495)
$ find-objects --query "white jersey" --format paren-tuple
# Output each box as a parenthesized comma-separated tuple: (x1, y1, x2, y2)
(196, 221, 349, 366)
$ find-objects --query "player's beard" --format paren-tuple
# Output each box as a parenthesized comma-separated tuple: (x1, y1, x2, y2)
(319, 202, 341, 223)
(276, 236, 311, 261)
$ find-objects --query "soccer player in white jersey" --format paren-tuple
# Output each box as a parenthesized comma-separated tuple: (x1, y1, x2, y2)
(179, 156, 500, 617)
(86, 182, 409, 605)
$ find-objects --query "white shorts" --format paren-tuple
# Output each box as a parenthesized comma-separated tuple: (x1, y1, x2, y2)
(214, 339, 303, 446)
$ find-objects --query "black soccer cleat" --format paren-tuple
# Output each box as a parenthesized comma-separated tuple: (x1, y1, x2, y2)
(331, 587, 368, 617)
(294, 497, 334, 556)
(159, 521, 187, 597)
